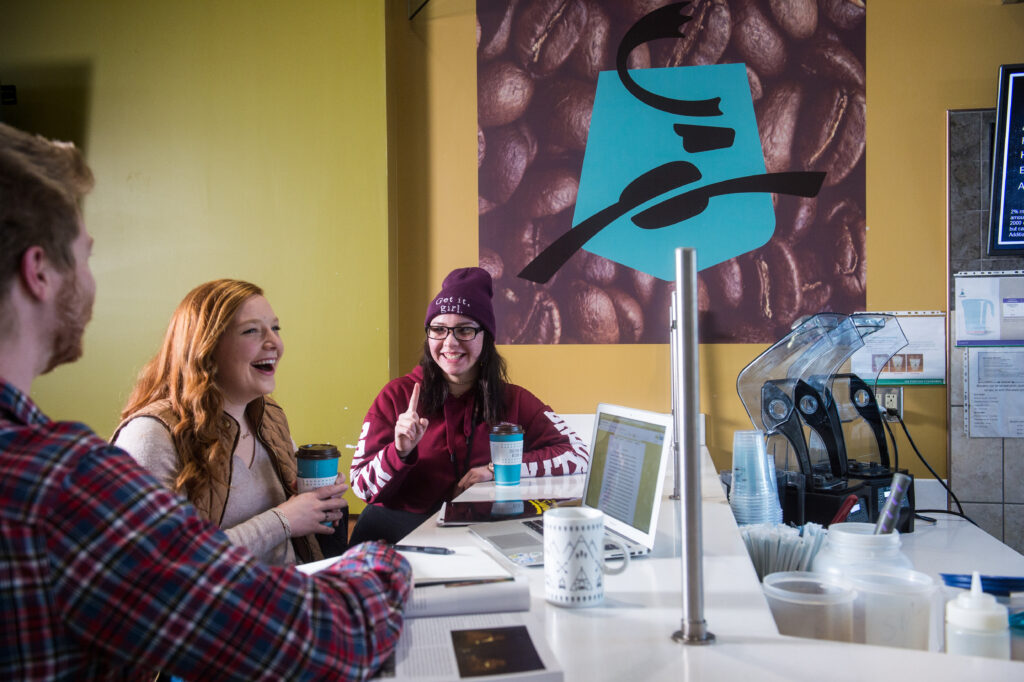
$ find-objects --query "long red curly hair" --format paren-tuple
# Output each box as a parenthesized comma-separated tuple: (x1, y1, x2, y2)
(121, 279, 263, 499)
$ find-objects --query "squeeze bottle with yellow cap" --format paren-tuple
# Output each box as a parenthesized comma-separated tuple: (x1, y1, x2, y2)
(945, 571, 1010, 659)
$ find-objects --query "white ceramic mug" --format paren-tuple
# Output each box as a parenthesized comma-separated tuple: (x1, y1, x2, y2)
(543, 507, 629, 607)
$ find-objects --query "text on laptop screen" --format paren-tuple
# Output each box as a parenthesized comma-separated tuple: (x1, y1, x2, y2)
(584, 413, 667, 534)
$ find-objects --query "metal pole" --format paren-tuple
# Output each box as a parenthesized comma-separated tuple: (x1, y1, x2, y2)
(669, 298, 681, 501)
(671, 247, 715, 645)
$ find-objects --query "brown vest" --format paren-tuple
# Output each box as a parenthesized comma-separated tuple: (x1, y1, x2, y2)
(113, 396, 322, 563)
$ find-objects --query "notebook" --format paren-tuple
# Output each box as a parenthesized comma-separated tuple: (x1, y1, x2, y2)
(469, 404, 673, 567)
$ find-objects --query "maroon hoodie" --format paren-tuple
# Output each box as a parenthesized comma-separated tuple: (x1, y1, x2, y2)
(350, 365, 590, 514)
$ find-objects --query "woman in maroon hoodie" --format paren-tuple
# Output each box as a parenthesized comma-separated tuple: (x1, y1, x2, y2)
(349, 267, 591, 544)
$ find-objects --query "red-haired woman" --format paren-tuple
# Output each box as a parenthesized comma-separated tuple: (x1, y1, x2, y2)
(113, 279, 347, 565)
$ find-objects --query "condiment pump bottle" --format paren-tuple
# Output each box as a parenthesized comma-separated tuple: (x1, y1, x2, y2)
(945, 571, 1010, 659)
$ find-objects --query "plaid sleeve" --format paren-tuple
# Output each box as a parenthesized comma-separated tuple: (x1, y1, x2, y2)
(50, 438, 411, 681)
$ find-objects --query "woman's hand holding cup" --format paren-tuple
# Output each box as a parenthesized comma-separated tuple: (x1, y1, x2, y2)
(395, 383, 429, 456)
(277, 481, 349, 537)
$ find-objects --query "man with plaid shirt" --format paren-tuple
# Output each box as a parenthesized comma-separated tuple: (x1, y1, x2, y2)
(0, 122, 411, 680)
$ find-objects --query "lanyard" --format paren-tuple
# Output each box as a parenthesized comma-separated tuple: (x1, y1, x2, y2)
(449, 416, 477, 491)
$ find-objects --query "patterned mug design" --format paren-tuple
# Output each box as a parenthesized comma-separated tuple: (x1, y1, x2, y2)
(543, 507, 628, 607)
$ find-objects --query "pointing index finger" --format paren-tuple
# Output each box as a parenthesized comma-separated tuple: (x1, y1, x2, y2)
(405, 383, 421, 416)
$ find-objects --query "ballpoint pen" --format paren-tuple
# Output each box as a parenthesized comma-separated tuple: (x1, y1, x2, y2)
(394, 544, 455, 555)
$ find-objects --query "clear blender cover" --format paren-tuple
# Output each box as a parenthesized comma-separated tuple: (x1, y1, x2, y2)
(833, 314, 909, 469)
(736, 313, 865, 480)
(847, 313, 909, 394)
(736, 313, 864, 431)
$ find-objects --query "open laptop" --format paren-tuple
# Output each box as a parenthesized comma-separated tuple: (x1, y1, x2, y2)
(469, 404, 673, 567)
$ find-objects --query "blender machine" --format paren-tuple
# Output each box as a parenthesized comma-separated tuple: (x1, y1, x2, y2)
(735, 313, 915, 529)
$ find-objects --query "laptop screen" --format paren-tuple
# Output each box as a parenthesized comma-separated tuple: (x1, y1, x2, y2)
(583, 405, 672, 545)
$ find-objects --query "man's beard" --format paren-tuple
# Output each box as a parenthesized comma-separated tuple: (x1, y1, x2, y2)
(43, 273, 93, 374)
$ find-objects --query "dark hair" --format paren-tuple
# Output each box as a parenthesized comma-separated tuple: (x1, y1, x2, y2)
(0, 124, 93, 319)
(418, 331, 508, 426)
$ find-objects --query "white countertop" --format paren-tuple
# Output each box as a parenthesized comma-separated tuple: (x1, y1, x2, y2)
(403, 449, 1024, 680)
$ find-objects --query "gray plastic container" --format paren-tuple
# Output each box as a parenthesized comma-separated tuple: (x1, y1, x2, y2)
(763, 571, 855, 642)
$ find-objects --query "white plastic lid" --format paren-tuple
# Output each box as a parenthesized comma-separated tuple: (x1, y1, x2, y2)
(846, 566, 934, 595)
(826, 522, 901, 547)
(945, 571, 1009, 632)
(762, 571, 855, 606)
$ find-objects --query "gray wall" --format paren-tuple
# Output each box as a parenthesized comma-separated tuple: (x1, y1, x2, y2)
(947, 108, 1024, 553)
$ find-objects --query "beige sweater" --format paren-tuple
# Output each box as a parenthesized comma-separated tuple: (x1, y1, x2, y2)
(115, 416, 296, 566)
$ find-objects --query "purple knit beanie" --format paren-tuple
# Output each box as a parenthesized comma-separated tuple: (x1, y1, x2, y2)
(424, 267, 496, 338)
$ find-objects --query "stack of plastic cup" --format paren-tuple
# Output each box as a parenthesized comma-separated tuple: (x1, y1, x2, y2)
(729, 430, 783, 526)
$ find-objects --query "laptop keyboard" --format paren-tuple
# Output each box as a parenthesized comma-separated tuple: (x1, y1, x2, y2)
(524, 519, 623, 552)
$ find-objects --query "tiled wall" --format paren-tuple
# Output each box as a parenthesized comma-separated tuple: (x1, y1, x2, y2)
(947, 108, 1024, 553)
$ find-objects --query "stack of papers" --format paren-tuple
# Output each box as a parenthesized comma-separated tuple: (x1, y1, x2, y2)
(406, 575, 530, 619)
(397, 545, 513, 586)
(300, 545, 528, 619)
(739, 523, 826, 581)
(295, 545, 513, 586)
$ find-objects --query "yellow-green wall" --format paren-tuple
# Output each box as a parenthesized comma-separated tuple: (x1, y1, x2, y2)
(1, 0, 391, 511)
(388, 0, 1024, 477)
(866, 1, 1023, 479)
(4, 0, 1023, 506)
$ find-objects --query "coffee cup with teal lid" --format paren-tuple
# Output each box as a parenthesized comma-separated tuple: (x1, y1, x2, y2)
(296, 443, 340, 488)
(296, 443, 341, 525)
(489, 423, 524, 486)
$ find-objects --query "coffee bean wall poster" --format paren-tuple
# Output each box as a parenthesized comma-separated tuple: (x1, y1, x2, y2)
(477, 0, 866, 345)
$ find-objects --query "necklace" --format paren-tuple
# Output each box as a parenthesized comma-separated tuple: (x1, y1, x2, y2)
(448, 380, 474, 397)
(235, 430, 257, 467)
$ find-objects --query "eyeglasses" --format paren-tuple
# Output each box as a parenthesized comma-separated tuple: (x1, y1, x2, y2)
(426, 325, 483, 341)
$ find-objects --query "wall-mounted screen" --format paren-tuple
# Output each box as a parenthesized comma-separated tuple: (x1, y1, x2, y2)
(988, 63, 1024, 255)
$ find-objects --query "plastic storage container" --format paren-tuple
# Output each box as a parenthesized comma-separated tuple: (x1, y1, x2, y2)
(811, 522, 913, 577)
(846, 567, 935, 650)
(762, 571, 855, 642)
(945, 571, 1010, 659)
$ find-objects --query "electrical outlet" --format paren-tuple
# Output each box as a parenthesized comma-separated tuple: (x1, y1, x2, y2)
(876, 386, 903, 421)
